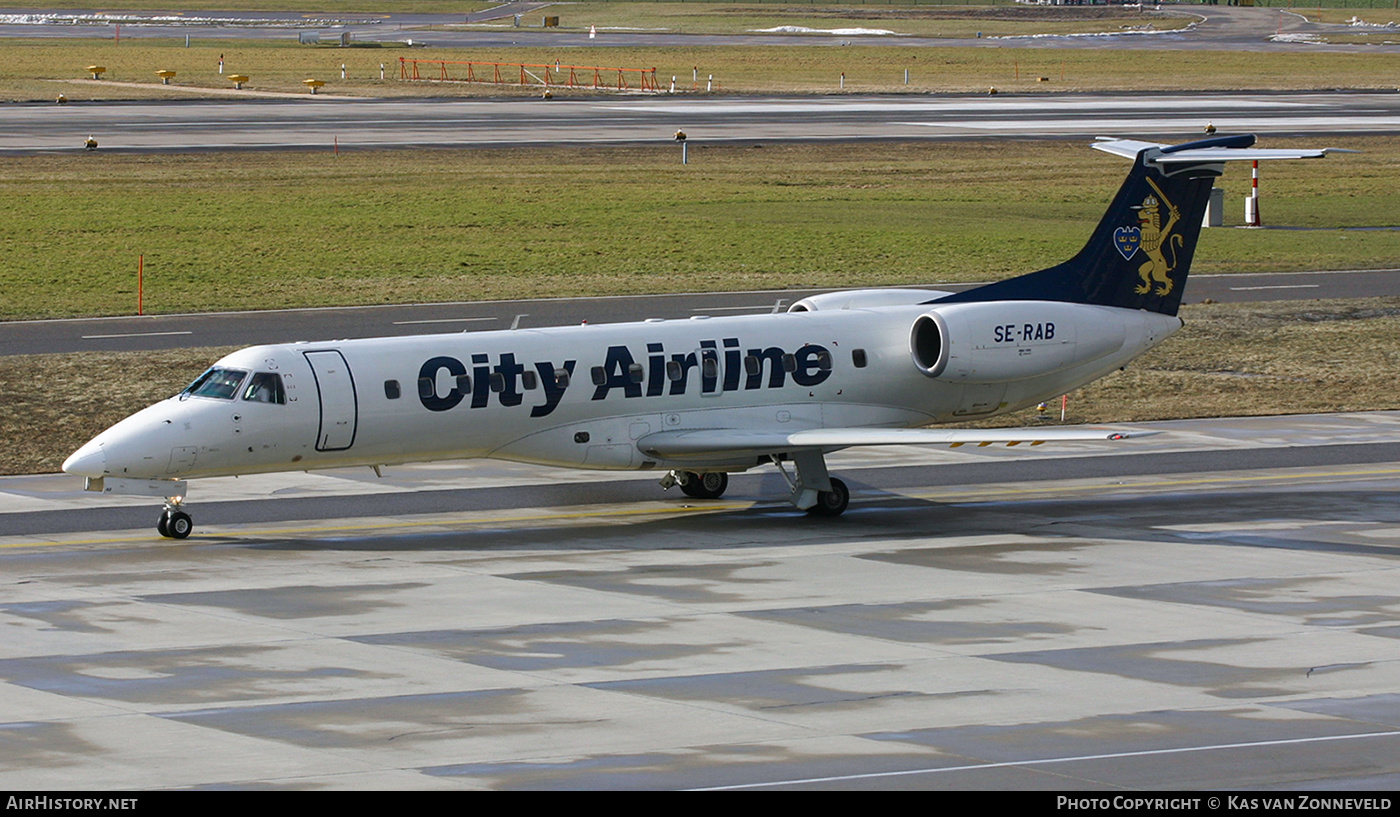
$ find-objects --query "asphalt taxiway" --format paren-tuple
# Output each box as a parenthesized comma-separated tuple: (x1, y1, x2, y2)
(2, 412, 1399, 789)
(5, 269, 1400, 357)
(8, 92, 1400, 154)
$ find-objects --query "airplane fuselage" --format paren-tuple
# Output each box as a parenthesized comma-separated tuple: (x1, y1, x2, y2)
(72, 298, 1181, 483)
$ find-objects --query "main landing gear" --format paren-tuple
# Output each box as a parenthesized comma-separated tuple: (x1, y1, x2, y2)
(661, 450, 851, 517)
(804, 476, 849, 517)
(157, 497, 193, 539)
(679, 470, 728, 499)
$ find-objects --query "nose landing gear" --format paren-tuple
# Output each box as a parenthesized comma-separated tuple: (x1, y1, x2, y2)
(157, 497, 193, 539)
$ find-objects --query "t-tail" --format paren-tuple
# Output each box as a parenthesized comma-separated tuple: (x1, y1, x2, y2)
(931, 134, 1345, 317)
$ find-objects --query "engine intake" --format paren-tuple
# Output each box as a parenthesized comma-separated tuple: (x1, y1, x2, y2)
(909, 312, 950, 378)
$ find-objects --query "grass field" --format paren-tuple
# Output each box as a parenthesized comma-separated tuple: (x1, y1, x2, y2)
(6, 296, 1398, 476)
(9, 38, 1400, 100)
(1, 138, 1396, 321)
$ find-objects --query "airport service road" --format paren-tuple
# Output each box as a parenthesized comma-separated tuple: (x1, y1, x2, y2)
(2, 269, 1398, 357)
(5, 92, 1400, 154)
(1, 412, 1399, 789)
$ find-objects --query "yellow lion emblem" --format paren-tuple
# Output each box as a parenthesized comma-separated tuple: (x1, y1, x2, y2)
(1134, 179, 1184, 296)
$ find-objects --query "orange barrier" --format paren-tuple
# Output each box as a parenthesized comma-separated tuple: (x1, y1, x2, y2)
(399, 58, 658, 93)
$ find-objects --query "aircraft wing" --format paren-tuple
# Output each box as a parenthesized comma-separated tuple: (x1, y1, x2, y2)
(636, 426, 1154, 460)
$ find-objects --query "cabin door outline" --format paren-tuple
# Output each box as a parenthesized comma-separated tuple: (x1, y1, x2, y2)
(303, 350, 358, 452)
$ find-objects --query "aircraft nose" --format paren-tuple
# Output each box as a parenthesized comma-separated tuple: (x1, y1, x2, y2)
(62, 440, 107, 478)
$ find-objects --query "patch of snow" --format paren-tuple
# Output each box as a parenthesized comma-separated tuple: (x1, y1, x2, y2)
(992, 23, 1194, 40)
(750, 26, 898, 36)
(0, 13, 379, 28)
(1347, 16, 1397, 28)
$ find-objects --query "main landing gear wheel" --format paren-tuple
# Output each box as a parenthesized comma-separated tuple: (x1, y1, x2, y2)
(805, 477, 849, 517)
(679, 471, 728, 499)
(158, 509, 193, 539)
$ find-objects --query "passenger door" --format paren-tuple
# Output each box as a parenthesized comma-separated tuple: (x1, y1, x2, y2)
(303, 350, 358, 451)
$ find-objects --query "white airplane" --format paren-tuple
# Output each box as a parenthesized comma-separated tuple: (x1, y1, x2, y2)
(64, 134, 1343, 538)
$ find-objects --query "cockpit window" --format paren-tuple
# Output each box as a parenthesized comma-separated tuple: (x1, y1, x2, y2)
(242, 372, 286, 405)
(182, 367, 248, 400)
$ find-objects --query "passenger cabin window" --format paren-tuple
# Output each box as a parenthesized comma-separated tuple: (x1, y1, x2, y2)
(852, 349, 868, 368)
(242, 372, 286, 405)
(384, 380, 401, 400)
(182, 367, 248, 400)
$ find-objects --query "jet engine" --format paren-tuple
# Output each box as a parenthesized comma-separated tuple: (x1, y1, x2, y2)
(910, 301, 1131, 384)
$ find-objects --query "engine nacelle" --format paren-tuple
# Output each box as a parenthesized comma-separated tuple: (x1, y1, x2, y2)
(788, 288, 953, 313)
(910, 301, 1131, 383)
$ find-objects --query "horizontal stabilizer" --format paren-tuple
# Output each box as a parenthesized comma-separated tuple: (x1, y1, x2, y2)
(1092, 137, 1353, 164)
(637, 426, 1153, 460)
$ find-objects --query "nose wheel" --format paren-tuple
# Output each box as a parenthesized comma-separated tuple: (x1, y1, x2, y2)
(157, 500, 193, 539)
